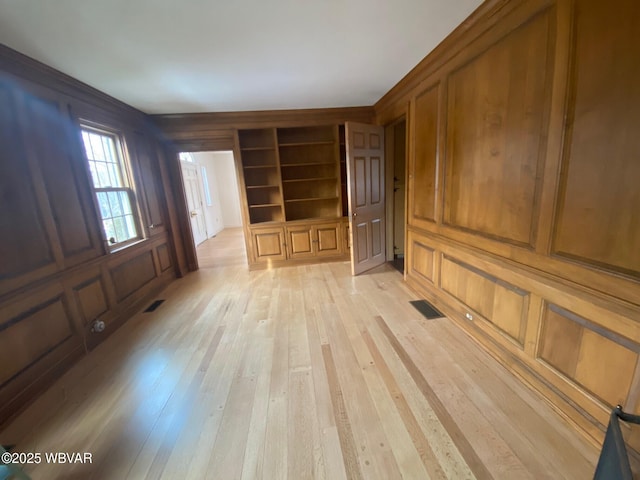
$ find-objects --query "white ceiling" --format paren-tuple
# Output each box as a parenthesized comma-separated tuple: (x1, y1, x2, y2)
(0, 0, 482, 114)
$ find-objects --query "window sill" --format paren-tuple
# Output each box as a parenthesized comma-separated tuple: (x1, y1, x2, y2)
(109, 238, 147, 254)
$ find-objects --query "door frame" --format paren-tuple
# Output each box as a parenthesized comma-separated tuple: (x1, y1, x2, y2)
(164, 138, 250, 273)
(384, 113, 409, 276)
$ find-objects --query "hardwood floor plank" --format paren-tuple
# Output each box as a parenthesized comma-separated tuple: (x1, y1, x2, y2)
(306, 307, 347, 480)
(375, 314, 495, 480)
(261, 271, 290, 480)
(288, 370, 323, 480)
(361, 329, 447, 479)
(205, 376, 258, 480)
(364, 313, 476, 479)
(332, 294, 431, 479)
(241, 298, 277, 480)
(321, 344, 363, 480)
(196, 227, 248, 268)
(1, 230, 598, 479)
(402, 324, 533, 479)
(424, 318, 596, 477)
(324, 306, 403, 479)
(156, 325, 230, 479)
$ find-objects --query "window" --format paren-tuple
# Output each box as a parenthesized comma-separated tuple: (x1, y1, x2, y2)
(201, 166, 212, 206)
(179, 152, 194, 162)
(80, 127, 141, 249)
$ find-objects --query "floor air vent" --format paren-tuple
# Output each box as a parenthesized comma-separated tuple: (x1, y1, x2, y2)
(144, 300, 165, 313)
(409, 300, 443, 320)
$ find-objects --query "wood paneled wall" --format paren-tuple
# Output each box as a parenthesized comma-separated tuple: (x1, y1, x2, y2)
(377, 0, 640, 448)
(0, 46, 177, 427)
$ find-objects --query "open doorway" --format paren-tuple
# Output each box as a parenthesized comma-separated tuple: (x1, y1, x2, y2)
(178, 151, 247, 268)
(385, 117, 407, 274)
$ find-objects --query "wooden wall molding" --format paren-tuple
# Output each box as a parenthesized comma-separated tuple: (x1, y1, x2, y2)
(410, 226, 640, 340)
(151, 106, 375, 136)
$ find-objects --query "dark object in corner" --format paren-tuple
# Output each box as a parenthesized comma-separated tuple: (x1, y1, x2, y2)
(409, 300, 443, 320)
(391, 255, 404, 273)
(593, 405, 640, 480)
(144, 300, 165, 313)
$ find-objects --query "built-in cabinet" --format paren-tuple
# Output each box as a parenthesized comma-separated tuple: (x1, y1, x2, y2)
(250, 220, 346, 265)
(238, 125, 349, 268)
(287, 222, 343, 258)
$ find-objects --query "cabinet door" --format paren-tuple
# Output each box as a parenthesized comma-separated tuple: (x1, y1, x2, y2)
(312, 223, 342, 257)
(251, 227, 286, 263)
(286, 225, 315, 259)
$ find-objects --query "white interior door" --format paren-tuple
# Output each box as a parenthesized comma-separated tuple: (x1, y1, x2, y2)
(345, 122, 386, 275)
(181, 161, 207, 246)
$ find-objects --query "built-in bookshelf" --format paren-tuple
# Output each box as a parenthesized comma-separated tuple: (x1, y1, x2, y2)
(238, 125, 345, 224)
(339, 125, 348, 217)
(278, 125, 340, 221)
(238, 129, 284, 224)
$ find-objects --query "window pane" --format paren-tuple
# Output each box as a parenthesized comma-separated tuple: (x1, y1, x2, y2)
(89, 133, 105, 161)
(103, 218, 116, 242)
(119, 191, 132, 214)
(82, 131, 94, 159)
(95, 162, 110, 187)
(108, 163, 122, 187)
(102, 136, 114, 163)
(179, 152, 193, 162)
(96, 192, 111, 219)
(88, 161, 100, 188)
(113, 216, 126, 242)
(108, 191, 122, 216)
(125, 215, 136, 238)
(201, 166, 212, 206)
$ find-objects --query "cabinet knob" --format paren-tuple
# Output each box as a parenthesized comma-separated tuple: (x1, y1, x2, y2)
(352, 212, 357, 217)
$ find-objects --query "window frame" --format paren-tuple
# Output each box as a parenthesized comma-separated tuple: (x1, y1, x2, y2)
(79, 122, 144, 252)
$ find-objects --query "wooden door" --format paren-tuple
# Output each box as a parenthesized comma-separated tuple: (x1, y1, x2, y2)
(181, 161, 207, 246)
(345, 122, 386, 275)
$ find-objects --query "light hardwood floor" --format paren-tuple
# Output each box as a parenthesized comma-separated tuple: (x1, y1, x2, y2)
(1, 228, 598, 479)
(196, 227, 248, 268)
